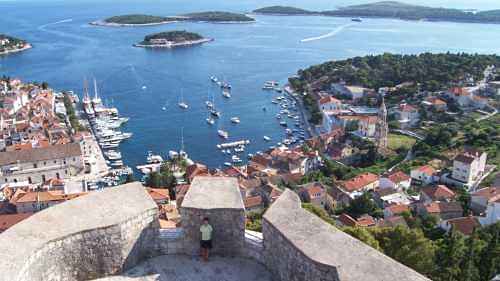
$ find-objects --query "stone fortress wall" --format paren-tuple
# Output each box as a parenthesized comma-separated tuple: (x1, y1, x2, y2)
(0, 178, 430, 281)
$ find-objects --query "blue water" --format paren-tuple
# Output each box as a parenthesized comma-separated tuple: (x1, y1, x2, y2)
(2, 0, 500, 170)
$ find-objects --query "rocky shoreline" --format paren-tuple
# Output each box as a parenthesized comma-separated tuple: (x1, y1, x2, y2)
(0, 44, 32, 56)
(134, 38, 214, 48)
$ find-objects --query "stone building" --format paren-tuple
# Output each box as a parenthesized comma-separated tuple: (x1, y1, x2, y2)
(0, 143, 84, 184)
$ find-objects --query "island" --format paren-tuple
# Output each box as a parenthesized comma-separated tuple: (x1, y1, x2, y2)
(91, 11, 255, 27)
(253, 6, 316, 15)
(179, 11, 255, 23)
(253, 1, 500, 24)
(134, 30, 213, 48)
(0, 34, 31, 55)
(90, 14, 178, 27)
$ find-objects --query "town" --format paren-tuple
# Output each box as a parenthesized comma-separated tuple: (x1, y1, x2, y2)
(0, 52, 499, 280)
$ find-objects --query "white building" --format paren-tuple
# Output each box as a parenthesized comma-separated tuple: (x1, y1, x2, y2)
(330, 83, 374, 100)
(452, 148, 487, 185)
(394, 103, 420, 129)
(410, 165, 438, 185)
(478, 199, 500, 226)
(379, 171, 411, 191)
(318, 96, 342, 112)
(470, 187, 500, 213)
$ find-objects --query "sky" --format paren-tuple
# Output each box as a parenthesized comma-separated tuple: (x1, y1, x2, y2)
(0, 0, 499, 11)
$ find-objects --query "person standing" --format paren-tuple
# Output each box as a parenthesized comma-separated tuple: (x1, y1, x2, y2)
(199, 217, 213, 262)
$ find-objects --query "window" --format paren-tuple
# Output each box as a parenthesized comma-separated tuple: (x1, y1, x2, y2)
(63, 160, 67, 165)
(56, 173, 60, 179)
(43, 161, 46, 166)
(41, 175, 46, 182)
(13, 179, 17, 183)
(54, 160, 57, 164)
(28, 177, 32, 184)
(33, 163, 37, 168)
(73, 157, 76, 162)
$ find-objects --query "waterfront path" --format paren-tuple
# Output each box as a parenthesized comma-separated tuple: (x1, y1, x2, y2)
(284, 85, 318, 138)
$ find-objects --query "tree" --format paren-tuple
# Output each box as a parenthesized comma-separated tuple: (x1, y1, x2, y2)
(373, 226, 437, 276)
(341, 192, 383, 219)
(434, 230, 467, 281)
(342, 226, 381, 250)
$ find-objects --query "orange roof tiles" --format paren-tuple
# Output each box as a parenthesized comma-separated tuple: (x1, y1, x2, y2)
(387, 171, 410, 184)
(416, 165, 436, 176)
(341, 173, 379, 192)
(421, 185, 456, 201)
(244, 195, 263, 209)
(446, 216, 480, 236)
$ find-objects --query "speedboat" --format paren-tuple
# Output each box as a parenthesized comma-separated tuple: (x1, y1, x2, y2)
(280, 121, 287, 127)
(222, 89, 231, 98)
(230, 117, 240, 124)
(206, 117, 215, 125)
(178, 102, 189, 109)
(218, 130, 229, 139)
(263, 136, 271, 142)
(210, 109, 221, 118)
(210, 76, 218, 83)
(352, 17, 362, 22)
(224, 162, 232, 167)
(206, 101, 213, 108)
(147, 151, 163, 164)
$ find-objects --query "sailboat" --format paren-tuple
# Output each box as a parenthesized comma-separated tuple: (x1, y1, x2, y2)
(178, 89, 188, 109)
(210, 92, 221, 117)
(162, 99, 168, 111)
(206, 111, 215, 125)
(205, 89, 213, 108)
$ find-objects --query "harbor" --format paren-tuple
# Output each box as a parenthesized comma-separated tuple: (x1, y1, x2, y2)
(81, 78, 134, 188)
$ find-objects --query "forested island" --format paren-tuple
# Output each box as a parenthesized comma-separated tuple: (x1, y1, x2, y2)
(181, 11, 255, 22)
(92, 11, 254, 26)
(253, 1, 500, 24)
(0, 34, 31, 55)
(90, 14, 178, 26)
(134, 30, 213, 48)
(252, 6, 315, 15)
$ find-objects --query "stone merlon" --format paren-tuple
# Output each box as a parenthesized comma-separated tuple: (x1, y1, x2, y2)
(263, 189, 430, 281)
(0, 183, 158, 281)
(182, 176, 244, 210)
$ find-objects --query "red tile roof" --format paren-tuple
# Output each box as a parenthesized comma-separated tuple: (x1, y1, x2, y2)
(341, 173, 379, 192)
(0, 213, 33, 232)
(338, 213, 357, 227)
(147, 188, 170, 202)
(398, 103, 417, 112)
(471, 187, 500, 203)
(244, 195, 263, 209)
(386, 204, 410, 215)
(415, 165, 436, 176)
(319, 96, 341, 105)
(425, 201, 462, 214)
(356, 215, 376, 227)
(446, 216, 480, 236)
(387, 171, 411, 184)
(421, 185, 456, 201)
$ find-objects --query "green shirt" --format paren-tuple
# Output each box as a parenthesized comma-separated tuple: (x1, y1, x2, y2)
(200, 224, 213, 241)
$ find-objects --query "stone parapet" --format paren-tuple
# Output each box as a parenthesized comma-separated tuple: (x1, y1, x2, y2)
(0, 183, 158, 281)
(262, 189, 431, 281)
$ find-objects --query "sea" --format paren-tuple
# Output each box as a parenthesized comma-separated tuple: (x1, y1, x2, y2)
(1, 0, 500, 172)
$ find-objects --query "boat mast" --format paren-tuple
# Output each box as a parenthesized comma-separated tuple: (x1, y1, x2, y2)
(93, 78, 99, 100)
(83, 77, 89, 100)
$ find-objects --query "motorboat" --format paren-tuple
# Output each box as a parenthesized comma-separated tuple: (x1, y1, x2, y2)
(230, 117, 240, 124)
(263, 136, 272, 142)
(218, 130, 229, 139)
(146, 151, 163, 164)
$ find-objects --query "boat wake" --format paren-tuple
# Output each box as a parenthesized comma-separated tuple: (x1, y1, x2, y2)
(38, 18, 73, 29)
(300, 23, 354, 43)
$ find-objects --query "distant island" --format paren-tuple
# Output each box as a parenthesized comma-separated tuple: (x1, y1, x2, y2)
(253, 1, 500, 24)
(253, 6, 316, 15)
(92, 11, 255, 27)
(181, 11, 255, 23)
(0, 34, 31, 55)
(90, 14, 178, 26)
(134, 30, 213, 48)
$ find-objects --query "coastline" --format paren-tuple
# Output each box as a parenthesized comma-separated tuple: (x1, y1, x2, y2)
(133, 38, 214, 48)
(253, 12, 500, 25)
(0, 44, 32, 56)
(89, 20, 178, 27)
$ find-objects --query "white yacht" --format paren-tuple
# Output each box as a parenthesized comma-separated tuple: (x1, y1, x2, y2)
(230, 117, 240, 124)
(146, 151, 163, 164)
(222, 89, 231, 98)
(263, 136, 271, 142)
(218, 130, 229, 139)
(178, 89, 188, 109)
